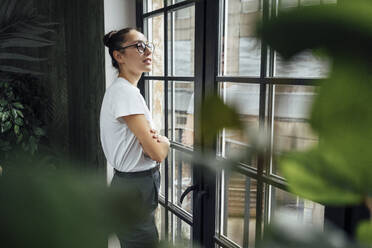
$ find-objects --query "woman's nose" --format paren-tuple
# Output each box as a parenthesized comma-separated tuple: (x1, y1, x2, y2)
(144, 47, 152, 56)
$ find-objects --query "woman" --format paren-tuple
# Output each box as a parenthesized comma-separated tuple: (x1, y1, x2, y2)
(100, 28, 170, 248)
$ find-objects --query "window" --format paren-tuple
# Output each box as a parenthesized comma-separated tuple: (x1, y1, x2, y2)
(138, 0, 328, 247)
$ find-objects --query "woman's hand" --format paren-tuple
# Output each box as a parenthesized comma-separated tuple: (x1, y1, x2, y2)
(150, 129, 170, 145)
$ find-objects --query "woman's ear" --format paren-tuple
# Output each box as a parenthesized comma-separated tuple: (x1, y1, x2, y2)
(113, 50, 124, 64)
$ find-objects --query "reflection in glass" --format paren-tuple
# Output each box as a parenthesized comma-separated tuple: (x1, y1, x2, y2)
(275, 51, 330, 78)
(218, 83, 260, 167)
(155, 204, 167, 240)
(269, 187, 325, 229)
(169, 213, 192, 247)
(144, 15, 164, 76)
(150, 80, 165, 135)
(220, 0, 261, 76)
(168, 81, 194, 147)
(220, 171, 257, 247)
(167, 0, 188, 6)
(143, 0, 164, 13)
(168, 6, 195, 76)
(271, 85, 318, 175)
(173, 150, 193, 214)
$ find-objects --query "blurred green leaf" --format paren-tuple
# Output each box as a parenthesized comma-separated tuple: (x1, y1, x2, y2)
(280, 148, 363, 205)
(199, 95, 243, 145)
(257, 1, 372, 62)
(356, 220, 372, 245)
(0, 162, 147, 248)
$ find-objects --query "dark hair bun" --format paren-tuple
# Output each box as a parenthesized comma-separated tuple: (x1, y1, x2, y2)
(103, 31, 117, 47)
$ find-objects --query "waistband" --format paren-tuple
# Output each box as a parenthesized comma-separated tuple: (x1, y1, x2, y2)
(114, 164, 160, 178)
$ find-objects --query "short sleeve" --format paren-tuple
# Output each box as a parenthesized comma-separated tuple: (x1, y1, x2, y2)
(110, 85, 146, 119)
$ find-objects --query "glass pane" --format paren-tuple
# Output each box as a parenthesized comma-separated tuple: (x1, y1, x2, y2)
(169, 81, 194, 147)
(276, 0, 330, 78)
(148, 80, 168, 196)
(269, 187, 325, 229)
(167, 0, 188, 6)
(169, 213, 192, 247)
(218, 82, 260, 167)
(220, 171, 257, 247)
(173, 150, 193, 214)
(275, 51, 330, 78)
(168, 6, 195, 76)
(271, 85, 318, 175)
(143, 0, 164, 13)
(155, 204, 167, 240)
(150, 80, 165, 136)
(144, 15, 164, 76)
(220, 0, 262, 76)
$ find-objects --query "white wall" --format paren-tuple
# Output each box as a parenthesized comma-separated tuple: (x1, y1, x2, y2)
(104, 0, 136, 185)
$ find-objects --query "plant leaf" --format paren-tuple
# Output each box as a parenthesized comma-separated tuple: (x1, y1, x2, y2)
(280, 148, 363, 205)
(0, 52, 47, 62)
(0, 32, 53, 44)
(0, 37, 53, 48)
(257, 1, 372, 62)
(199, 95, 243, 146)
(0, 65, 43, 75)
(14, 117, 24, 126)
(356, 221, 372, 245)
(12, 102, 24, 109)
(2, 121, 12, 133)
(14, 124, 20, 135)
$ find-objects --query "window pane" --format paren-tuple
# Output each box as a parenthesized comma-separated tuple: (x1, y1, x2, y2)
(169, 213, 192, 247)
(150, 80, 165, 136)
(220, 0, 262, 76)
(155, 204, 167, 240)
(275, 51, 330, 78)
(169, 81, 194, 147)
(143, 0, 164, 13)
(168, 6, 195, 76)
(275, 0, 330, 78)
(173, 150, 193, 214)
(269, 187, 325, 229)
(219, 171, 257, 247)
(218, 82, 260, 167)
(144, 15, 164, 76)
(167, 0, 188, 5)
(271, 85, 318, 176)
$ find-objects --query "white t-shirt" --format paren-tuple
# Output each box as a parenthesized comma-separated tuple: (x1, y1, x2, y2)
(100, 77, 157, 172)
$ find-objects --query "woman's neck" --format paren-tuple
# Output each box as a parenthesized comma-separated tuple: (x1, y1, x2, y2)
(118, 71, 142, 87)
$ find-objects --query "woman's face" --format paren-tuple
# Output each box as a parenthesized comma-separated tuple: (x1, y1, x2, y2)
(118, 30, 152, 74)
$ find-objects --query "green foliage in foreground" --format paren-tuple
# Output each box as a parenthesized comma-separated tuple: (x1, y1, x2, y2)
(0, 156, 146, 248)
(257, 0, 372, 245)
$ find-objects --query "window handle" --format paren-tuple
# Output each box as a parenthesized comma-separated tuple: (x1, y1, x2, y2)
(180, 185, 197, 204)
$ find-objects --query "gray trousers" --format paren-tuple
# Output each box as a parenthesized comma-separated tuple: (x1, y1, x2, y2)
(111, 169, 161, 248)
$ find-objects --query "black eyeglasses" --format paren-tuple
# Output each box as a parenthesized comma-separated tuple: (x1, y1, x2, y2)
(118, 41, 155, 54)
